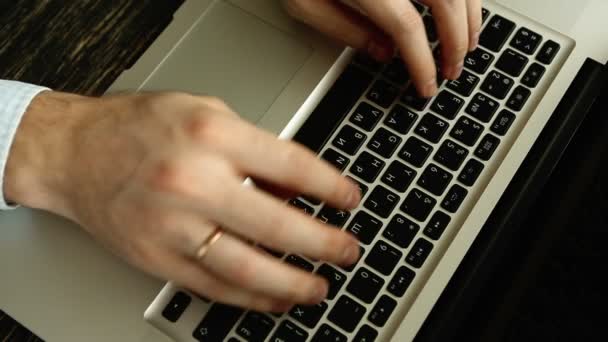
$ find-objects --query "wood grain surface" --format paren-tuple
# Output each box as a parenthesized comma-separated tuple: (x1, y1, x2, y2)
(0, 0, 184, 95)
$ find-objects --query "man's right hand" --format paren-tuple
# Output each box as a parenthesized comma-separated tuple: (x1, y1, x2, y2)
(5, 91, 362, 312)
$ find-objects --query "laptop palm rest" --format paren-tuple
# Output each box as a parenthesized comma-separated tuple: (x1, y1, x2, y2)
(140, 1, 312, 124)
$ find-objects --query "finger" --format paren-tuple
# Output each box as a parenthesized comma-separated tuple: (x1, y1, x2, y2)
(205, 179, 360, 267)
(284, 0, 394, 61)
(158, 250, 295, 312)
(198, 231, 331, 305)
(422, 0, 469, 80)
(195, 115, 360, 210)
(466, 0, 483, 51)
(357, 0, 437, 97)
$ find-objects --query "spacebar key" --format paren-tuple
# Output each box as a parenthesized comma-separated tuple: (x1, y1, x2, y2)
(293, 64, 373, 153)
(193, 303, 244, 341)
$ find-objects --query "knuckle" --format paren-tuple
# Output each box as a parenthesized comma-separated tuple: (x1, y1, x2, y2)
(393, 9, 424, 36)
(282, 0, 309, 19)
(146, 159, 184, 194)
(231, 256, 258, 285)
(182, 113, 220, 143)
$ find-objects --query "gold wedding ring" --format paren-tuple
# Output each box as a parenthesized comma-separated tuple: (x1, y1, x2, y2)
(195, 227, 224, 262)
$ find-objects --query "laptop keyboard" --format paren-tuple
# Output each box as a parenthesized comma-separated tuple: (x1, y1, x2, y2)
(152, 3, 569, 342)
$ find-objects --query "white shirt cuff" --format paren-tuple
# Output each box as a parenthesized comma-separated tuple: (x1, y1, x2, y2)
(0, 80, 50, 210)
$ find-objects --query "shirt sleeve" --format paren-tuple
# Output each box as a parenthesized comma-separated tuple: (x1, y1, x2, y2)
(0, 80, 50, 210)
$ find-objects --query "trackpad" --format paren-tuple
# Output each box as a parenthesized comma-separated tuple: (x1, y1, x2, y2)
(141, 1, 312, 124)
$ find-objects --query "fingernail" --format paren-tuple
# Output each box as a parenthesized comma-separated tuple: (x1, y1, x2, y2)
(312, 282, 328, 303)
(451, 62, 464, 80)
(422, 79, 438, 98)
(342, 244, 360, 265)
(345, 187, 360, 208)
(470, 31, 480, 51)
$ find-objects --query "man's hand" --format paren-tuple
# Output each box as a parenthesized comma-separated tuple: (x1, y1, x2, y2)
(5, 91, 362, 312)
(284, 0, 482, 97)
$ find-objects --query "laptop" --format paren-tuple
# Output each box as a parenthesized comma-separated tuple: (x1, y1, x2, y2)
(1, 0, 607, 341)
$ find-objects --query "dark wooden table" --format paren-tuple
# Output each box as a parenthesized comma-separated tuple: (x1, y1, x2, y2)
(0, 1, 183, 339)
(0, 0, 183, 95)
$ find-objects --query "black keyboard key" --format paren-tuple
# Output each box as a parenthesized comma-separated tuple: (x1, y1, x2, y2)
(475, 134, 500, 161)
(465, 92, 499, 123)
(384, 104, 418, 134)
(367, 79, 399, 108)
(401, 188, 436, 222)
(270, 320, 308, 342)
(332, 125, 366, 155)
(350, 151, 385, 183)
(521, 62, 546, 88)
(402, 86, 430, 111)
(368, 295, 397, 327)
(510, 27, 543, 55)
(418, 163, 453, 196)
(354, 325, 379, 342)
(365, 240, 402, 275)
(406, 238, 434, 268)
(162, 291, 191, 323)
(383, 58, 409, 84)
(537, 40, 560, 65)
(450, 116, 484, 147)
(431, 90, 464, 120)
(290, 302, 328, 329)
(321, 148, 350, 172)
(491, 109, 516, 136)
(317, 264, 347, 300)
(312, 324, 347, 342)
(399, 136, 433, 168)
(383, 214, 419, 248)
(328, 295, 366, 333)
(347, 211, 382, 244)
(458, 158, 485, 187)
(317, 206, 350, 227)
(388, 266, 416, 297)
(423, 15, 438, 42)
(263, 246, 284, 259)
(228, 338, 241, 342)
(496, 48, 528, 77)
(285, 254, 314, 272)
(347, 267, 385, 303)
(481, 8, 490, 22)
(446, 70, 480, 97)
(193, 304, 243, 341)
(295, 66, 372, 154)
(464, 48, 494, 74)
(236, 312, 275, 342)
(441, 184, 468, 213)
(289, 199, 315, 216)
(424, 211, 451, 240)
(367, 127, 402, 158)
(481, 70, 514, 100)
(350, 102, 384, 132)
(434, 139, 468, 171)
(381, 160, 417, 193)
(506, 85, 531, 111)
(354, 52, 383, 72)
(364, 185, 400, 219)
(415, 113, 449, 143)
(479, 15, 516, 52)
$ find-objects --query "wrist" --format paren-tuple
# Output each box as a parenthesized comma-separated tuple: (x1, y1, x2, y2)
(4, 91, 89, 219)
